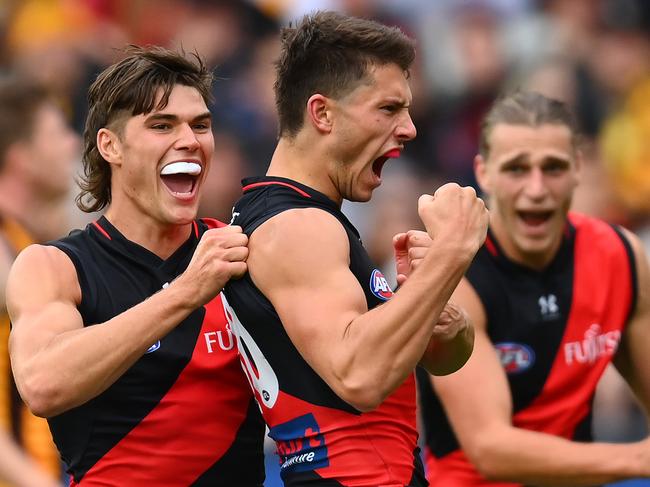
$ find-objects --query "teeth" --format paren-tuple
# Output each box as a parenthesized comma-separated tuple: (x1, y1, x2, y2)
(160, 162, 201, 176)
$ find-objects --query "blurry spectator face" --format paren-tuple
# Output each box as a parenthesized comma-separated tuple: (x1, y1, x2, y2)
(24, 102, 79, 198)
(475, 123, 580, 266)
(328, 63, 416, 203)
(101, 85, 214, 226)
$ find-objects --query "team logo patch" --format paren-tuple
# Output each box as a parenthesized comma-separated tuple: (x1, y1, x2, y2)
(145, 340, 161, 354)
(269, 413, 329, 478)
(369, 269, 393, 300)
(494, 342, 535, 374)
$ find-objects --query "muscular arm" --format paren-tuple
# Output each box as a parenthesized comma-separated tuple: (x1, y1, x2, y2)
(248, 192, 484, 411)
(394, 230, 474, 375)
(8, 227, 247, 417)
(613, 229, 650, 415)
(431, 278, 650, 486)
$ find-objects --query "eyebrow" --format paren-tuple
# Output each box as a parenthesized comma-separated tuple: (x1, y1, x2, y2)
(144, 111, 212, 123)
(384, 97, 410, 106)
(543, 156, 571, 167)
(499, 153, 572, 169)
(499, 153, 528, 168)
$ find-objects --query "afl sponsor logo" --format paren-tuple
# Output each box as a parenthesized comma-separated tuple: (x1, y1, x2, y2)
(145, 340, 161, 354)
(369, 269, 393, 301)
(494, 342, 535, 374)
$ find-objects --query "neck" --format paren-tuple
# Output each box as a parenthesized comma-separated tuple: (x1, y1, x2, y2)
(489, 218, 561, 271)
(103, 205, 192, 260)
(267, 136, 342, 206)
(0, 178, 70, 242)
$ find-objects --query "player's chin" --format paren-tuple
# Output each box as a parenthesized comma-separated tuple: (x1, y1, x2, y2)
(166, 205, 199, 225)
(352, 181, 380, 202)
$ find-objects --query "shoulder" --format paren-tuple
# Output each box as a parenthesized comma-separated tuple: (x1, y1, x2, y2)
(570, 212, 626, 245)
(7, 244, 81, 307)
(252, 207, 348, 252)
(248, 208, 350, 284)
(11, 244, 78, 285)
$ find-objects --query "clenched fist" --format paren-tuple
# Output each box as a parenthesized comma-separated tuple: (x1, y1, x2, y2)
(173, 225, 248, 308)
(418, 183, 488, 262)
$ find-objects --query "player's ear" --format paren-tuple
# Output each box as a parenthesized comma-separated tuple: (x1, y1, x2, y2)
(474, 154, 491, 194)
(306, 94, 332, 134)
(573, 148, 583, 187)
(97, 128, 122, 165)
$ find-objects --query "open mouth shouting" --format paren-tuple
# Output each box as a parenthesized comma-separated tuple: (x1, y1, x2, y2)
(160, 161, 201, 199)
(516, 209, 554, 234)
(372, 148, 401, 180)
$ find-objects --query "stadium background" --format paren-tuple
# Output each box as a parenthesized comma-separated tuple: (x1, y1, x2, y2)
(0, 0, 649, 485)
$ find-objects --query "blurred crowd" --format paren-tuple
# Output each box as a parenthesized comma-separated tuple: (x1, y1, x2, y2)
(0, 0, 648, 485)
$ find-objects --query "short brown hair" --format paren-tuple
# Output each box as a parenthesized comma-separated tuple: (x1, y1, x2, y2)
(275, 10, 416, 138)
(78, 45, 214, 213)
(479, 91, 578, 158)
(0, 77, 51, 171)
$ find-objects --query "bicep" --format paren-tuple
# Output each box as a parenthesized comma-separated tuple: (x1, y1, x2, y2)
(614, 230, 650, 413)
(7, 245, 84, 371)
(248, 209, 368, 381)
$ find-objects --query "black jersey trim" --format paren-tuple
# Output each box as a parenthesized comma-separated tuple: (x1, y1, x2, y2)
(610, 225, 638, 323)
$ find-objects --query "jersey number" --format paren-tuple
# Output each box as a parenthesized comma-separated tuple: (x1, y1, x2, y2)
(220, 294, 279, 408)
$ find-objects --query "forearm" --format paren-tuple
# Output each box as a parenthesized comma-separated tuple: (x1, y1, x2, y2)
(341, 245, 472, 404)
(16, 281, 198, 417)
(420, 323, 474, 376)
(471, 426, 649, 486)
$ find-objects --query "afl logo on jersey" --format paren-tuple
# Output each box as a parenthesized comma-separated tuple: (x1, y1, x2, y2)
(369, 269, 393, 300)
(494, 342, 535, 374)
(145, 340, 161, 354)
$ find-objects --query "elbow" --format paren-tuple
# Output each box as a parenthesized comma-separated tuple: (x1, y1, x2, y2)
(465, 438, 509, 482)
(17, 373, 67, 418)
(335, 376, 387, 412)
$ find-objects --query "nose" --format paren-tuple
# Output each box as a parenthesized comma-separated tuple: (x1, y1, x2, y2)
(524, 167, 549, 200)
(396, 111, 417, 142)
(175, 123, 201, 151)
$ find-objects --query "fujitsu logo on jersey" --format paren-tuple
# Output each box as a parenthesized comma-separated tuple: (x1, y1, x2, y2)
(204, 324, 234, 352)
(369, 269, 393, 301)
(564, 324, 621, 365)
(494, 342, 535, 374)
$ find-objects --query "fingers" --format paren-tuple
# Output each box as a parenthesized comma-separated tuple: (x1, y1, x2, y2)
(226, 261, 248, 280)
(396, 274, 407, 286)
(203, 227, 249, 249)
(393, 232, 408, 253)
(405, 230, 431, 249)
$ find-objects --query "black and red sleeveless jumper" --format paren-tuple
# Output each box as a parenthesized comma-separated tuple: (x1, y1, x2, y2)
(47, 216, 265, 486)
(417, 213, 637, 486)
(224, 176, 427, 487)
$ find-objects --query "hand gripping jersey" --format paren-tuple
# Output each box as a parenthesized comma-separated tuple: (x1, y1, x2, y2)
(47, 216, 265, 486)
(417, 213, 637, 487)
(224, 177, 426, 487)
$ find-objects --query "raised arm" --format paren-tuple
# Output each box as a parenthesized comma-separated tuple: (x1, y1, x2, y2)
(431, 278, 650, 486)
(247, 184, 487, 412)
(394, 229, 474, 375)
(8, 226, 247, 417)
